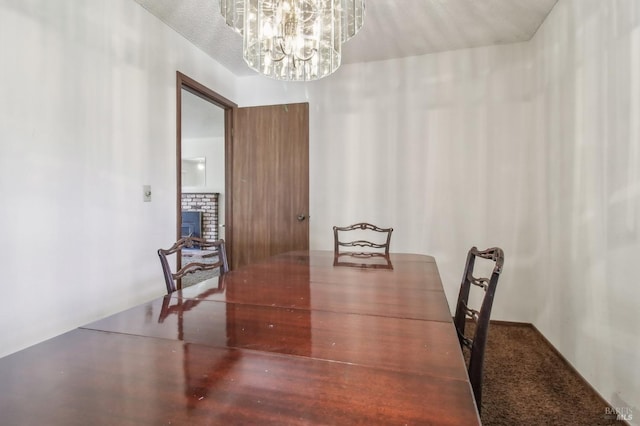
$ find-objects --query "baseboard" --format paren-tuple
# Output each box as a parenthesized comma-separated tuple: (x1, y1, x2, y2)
(488, 320, 631, 426)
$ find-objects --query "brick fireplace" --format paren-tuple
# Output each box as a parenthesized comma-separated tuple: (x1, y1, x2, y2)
(181, 193, 219, 241)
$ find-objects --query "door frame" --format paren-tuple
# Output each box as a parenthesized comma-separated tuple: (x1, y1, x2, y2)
(176, 72, 237, 268)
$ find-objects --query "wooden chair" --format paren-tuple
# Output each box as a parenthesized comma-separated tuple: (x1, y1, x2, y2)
(333, 222, 393, 256)
(158, 236, 229, 294)
(453, 246, 504, 413)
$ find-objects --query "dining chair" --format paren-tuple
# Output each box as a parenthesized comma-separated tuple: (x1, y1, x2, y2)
(333, 222, 393, 255)
(453, 246, 504, 413)
(158, 236, 229, 294)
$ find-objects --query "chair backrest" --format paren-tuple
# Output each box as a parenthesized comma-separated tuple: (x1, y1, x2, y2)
(453, 246, 504, 413)
(157, 236, 229, 294)
(333, 222, 393, 255)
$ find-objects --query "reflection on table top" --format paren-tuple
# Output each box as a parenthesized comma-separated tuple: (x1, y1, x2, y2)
(83, 295, 466, 380)
(172, 250, 449, 320)
(0, 250, 480, 425)
(0, 329, 479, 425)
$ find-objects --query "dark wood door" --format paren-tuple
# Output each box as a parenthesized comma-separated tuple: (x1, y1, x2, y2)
(230, 103, 309, 269)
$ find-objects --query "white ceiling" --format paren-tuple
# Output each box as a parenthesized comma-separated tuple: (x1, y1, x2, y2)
(134, 0, 558, 78)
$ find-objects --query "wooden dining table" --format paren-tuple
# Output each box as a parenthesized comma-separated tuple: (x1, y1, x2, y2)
(0, 250, 480, 425)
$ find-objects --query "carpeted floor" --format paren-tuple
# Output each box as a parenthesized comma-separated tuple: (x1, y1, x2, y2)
(480, 323, 625, 425)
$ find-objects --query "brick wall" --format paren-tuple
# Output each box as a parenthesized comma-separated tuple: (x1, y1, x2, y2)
(181, 193, 219, 241)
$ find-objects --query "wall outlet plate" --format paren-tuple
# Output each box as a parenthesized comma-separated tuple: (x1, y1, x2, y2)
(143, 185, 152, 202)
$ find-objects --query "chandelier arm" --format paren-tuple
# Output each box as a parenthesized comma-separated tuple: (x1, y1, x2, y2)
(293, 47, 317, 62)
(261, 37, 286, 62)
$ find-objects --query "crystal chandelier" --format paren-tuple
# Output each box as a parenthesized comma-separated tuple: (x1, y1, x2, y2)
(220, 0, 365, 81)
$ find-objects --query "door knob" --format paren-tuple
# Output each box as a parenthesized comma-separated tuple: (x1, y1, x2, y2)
(297, 214, 307, 222)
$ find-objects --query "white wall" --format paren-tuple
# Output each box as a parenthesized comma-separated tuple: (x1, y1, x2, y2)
(531, 0, 639, 416)
(182, 137, 225, 193)
(0, 0, 238, 357)
(305, 45, 544, 323)
(182, 136, 226, 237)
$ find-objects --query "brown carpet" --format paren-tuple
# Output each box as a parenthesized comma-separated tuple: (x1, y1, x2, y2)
(479, 322, 625, 426)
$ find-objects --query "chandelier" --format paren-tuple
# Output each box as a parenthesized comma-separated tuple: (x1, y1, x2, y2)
(221, 0, 365, 81)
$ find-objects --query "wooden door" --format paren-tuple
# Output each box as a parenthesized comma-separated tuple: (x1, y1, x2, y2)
(230, 103, 309, 269)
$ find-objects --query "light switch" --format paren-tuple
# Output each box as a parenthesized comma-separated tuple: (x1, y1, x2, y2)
(143, 185, 152, 202)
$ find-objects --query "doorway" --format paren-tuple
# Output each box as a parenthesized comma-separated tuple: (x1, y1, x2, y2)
(176, 72, 236, 275)
(176, 73, 310, 274)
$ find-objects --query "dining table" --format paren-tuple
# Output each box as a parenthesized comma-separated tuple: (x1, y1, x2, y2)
(0, 250, 480, 425)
